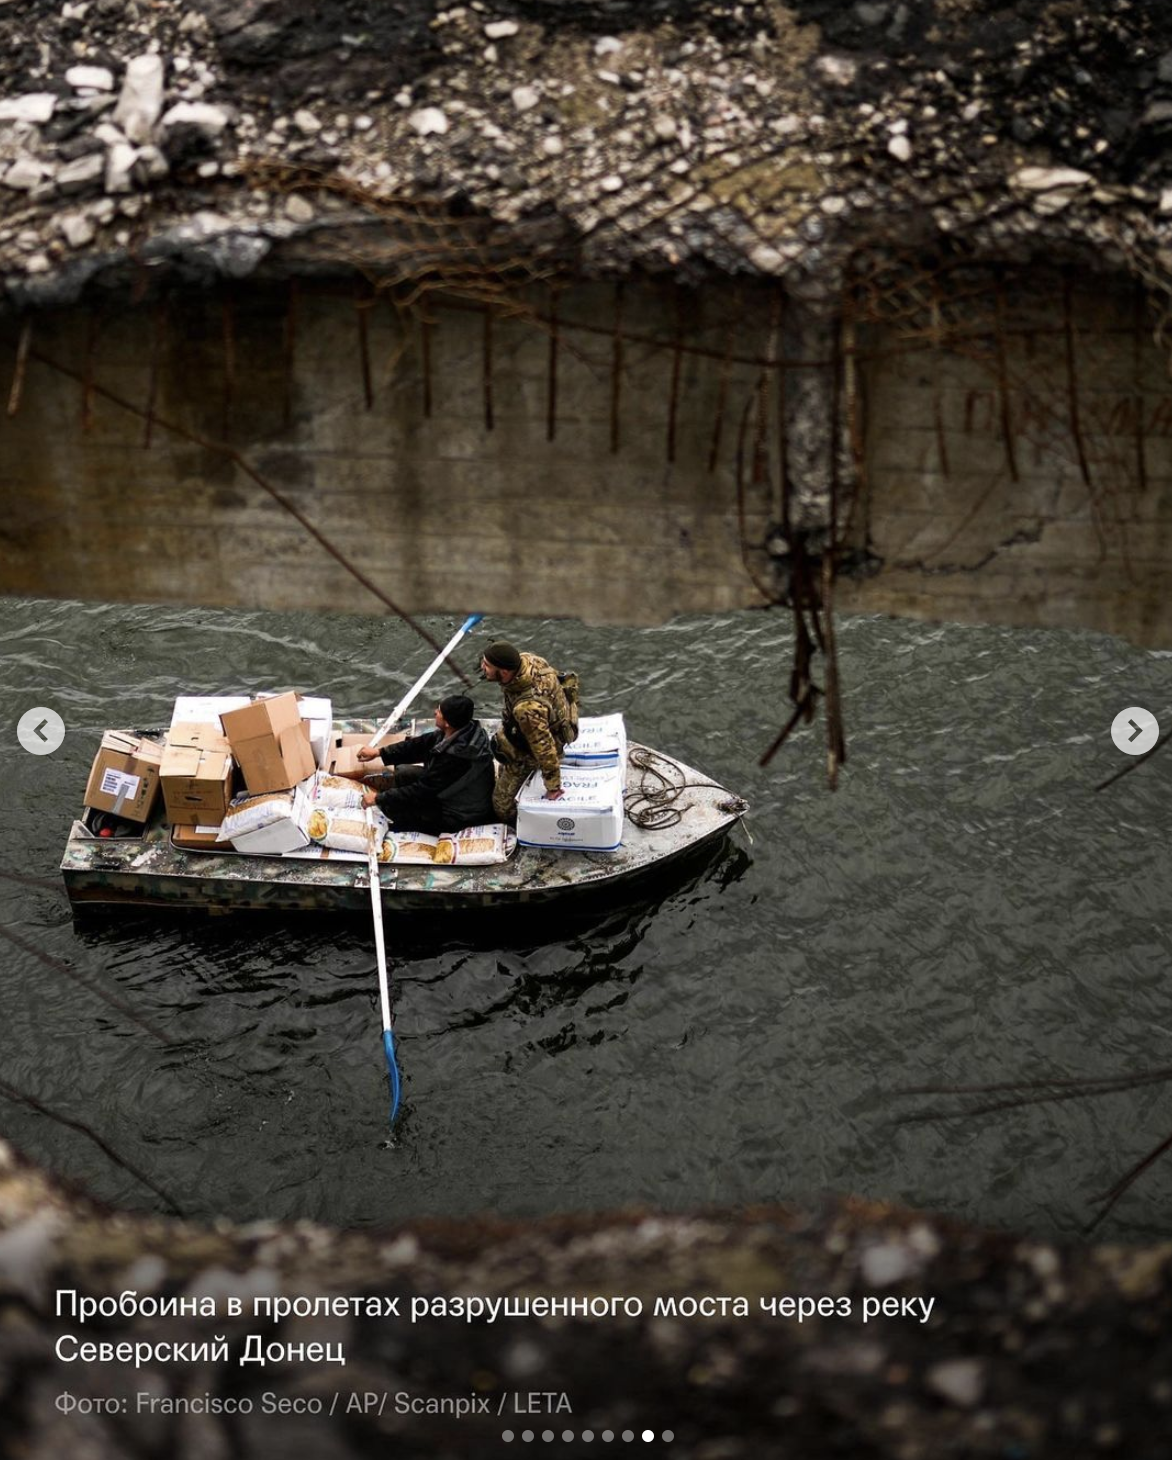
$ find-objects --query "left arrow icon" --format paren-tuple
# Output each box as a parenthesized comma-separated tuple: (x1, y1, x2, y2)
(17, 707, 65, 756)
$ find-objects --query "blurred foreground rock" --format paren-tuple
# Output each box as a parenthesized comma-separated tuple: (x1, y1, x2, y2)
(1, 1139, 1170, 1459)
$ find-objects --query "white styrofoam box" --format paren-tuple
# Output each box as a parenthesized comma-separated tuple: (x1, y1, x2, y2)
(296, 696, 333, 766)
(170, 695, 251, 729)
(562, 712, 627, 768)
(516, 766, 625, 851)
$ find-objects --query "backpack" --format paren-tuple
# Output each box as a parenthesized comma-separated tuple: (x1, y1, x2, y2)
(556, 671, 580, 746)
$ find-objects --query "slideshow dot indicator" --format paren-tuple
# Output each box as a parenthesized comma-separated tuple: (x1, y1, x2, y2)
(500, 1426, 676, 1445)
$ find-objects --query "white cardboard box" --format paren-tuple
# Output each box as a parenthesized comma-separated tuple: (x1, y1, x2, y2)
(296, 696, 333, 767)
(516, 765, 625, 851)
(563, 712, 627, 769)
(170, 695, 252, 730)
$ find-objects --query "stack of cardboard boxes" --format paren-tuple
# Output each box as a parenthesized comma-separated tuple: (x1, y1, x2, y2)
(82, 691, 338, 849)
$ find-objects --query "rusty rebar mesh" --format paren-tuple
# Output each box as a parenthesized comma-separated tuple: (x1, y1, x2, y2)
(242, 160, 567, 312)
(844, 249, 1170, 587)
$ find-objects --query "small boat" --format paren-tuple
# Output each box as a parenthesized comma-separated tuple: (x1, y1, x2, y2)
(61, 721, 748, 915)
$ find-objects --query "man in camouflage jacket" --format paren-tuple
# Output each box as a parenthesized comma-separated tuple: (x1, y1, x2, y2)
(480, 640, 574, 821)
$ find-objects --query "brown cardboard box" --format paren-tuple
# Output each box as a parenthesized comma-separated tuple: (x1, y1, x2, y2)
(220, 692, 317, 795)
(84, 732, 163, 824)
(321, 731, 406, 778)
(171, 823, 224, 849)
(161, 723, 234, 826)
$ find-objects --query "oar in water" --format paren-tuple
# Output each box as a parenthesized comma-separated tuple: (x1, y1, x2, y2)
(365, 613, 484, 749)
(366, 806, 400, 1124)
(362, 611, 484, 1125)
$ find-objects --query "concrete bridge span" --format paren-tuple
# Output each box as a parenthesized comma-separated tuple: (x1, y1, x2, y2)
(2, 262, 1169, 647)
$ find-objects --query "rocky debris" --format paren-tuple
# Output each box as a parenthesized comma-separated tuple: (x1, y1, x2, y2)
(57, 211, 94, 247)
(65, 65, 114, 93)
(112, 54, 165, 145)
(0, 2, 1167, 312)
(0, 93, 57, 125)
(925, 1357, 987, 1409)
(409, 105, 448, 137)
(55, 153, 105, 193)
(2, 1142, 1172, 1457)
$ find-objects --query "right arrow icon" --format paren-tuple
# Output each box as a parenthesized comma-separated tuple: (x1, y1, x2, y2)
(1111, 707, 1160, 757)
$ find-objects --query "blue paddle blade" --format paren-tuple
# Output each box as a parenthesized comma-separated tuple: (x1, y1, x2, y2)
(383, 1027, 401, 1124)
(460, 613, 484, 633)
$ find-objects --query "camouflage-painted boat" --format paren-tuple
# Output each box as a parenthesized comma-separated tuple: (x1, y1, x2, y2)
(61, 724, 747, 914)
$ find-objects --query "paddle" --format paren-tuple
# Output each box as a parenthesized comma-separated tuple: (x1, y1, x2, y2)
(365, 613, 484, 749)
(362, 612, 483, 1125)
(366, 806, 400, 1124)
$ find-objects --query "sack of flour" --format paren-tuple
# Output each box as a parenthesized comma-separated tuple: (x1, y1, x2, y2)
(306, 805, 389, 853)
(380, 832, 441, 865)
(217, 787, 311, 854)
(432, 823, 515, 866)
(308, 770, 365, 811)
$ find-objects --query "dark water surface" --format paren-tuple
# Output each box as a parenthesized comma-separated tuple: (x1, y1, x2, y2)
(1, 597, 1169, 1241)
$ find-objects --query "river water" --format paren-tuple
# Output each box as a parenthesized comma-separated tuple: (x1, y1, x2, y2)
(1, 597, 1169, 1242)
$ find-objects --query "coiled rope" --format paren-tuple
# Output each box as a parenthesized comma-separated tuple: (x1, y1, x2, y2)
(624, 746, 747, 830)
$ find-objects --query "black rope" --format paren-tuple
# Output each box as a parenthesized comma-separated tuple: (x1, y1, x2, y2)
(1094, 728, 1170, 792)
(894, 1065, 1172, 1232)
(0, 924, 174, 1047)
(0, 1076, 184, 1217)
(0, 867, 66, 894)
(624, 747, 744, 830)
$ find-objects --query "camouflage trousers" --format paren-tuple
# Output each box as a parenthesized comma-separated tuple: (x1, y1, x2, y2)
(491, 735, 544, 822)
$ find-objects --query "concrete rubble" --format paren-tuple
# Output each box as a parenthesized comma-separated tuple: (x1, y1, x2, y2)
(0, 1, 1168, 308)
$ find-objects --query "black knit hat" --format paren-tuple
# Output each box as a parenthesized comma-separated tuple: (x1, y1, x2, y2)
(439, 694, 474, 729)
(483, 641, 522, 672)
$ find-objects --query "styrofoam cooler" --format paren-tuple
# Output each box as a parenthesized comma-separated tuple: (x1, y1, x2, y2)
(515, 764, 625, 851)
(562, 712, 627, 769)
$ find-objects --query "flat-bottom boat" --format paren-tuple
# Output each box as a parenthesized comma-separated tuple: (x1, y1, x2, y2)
(61, 724, 748, 915)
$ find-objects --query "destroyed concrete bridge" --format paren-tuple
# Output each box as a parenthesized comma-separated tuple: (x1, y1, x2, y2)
(0, 0, 1170, 646)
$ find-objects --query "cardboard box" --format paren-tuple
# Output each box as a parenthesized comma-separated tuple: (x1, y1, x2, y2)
(255, 692, 333, 766)
(171, 823, 224, 849)
(170, 695, 251, 731)
(516, 765, 625, 852)
(221, 692, 317, 795)
(296, 695, 333, 766)
(161, 723, 234, 826)
(321, 731, 406, 779)
(563, 713, 628, 769)
(84, 732, 163, 825)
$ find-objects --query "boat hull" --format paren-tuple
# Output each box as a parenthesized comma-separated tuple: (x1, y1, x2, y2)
(61, 739, 746, 915)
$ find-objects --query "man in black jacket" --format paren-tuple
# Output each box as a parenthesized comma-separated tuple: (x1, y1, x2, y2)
(357, 695, 495, 834)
